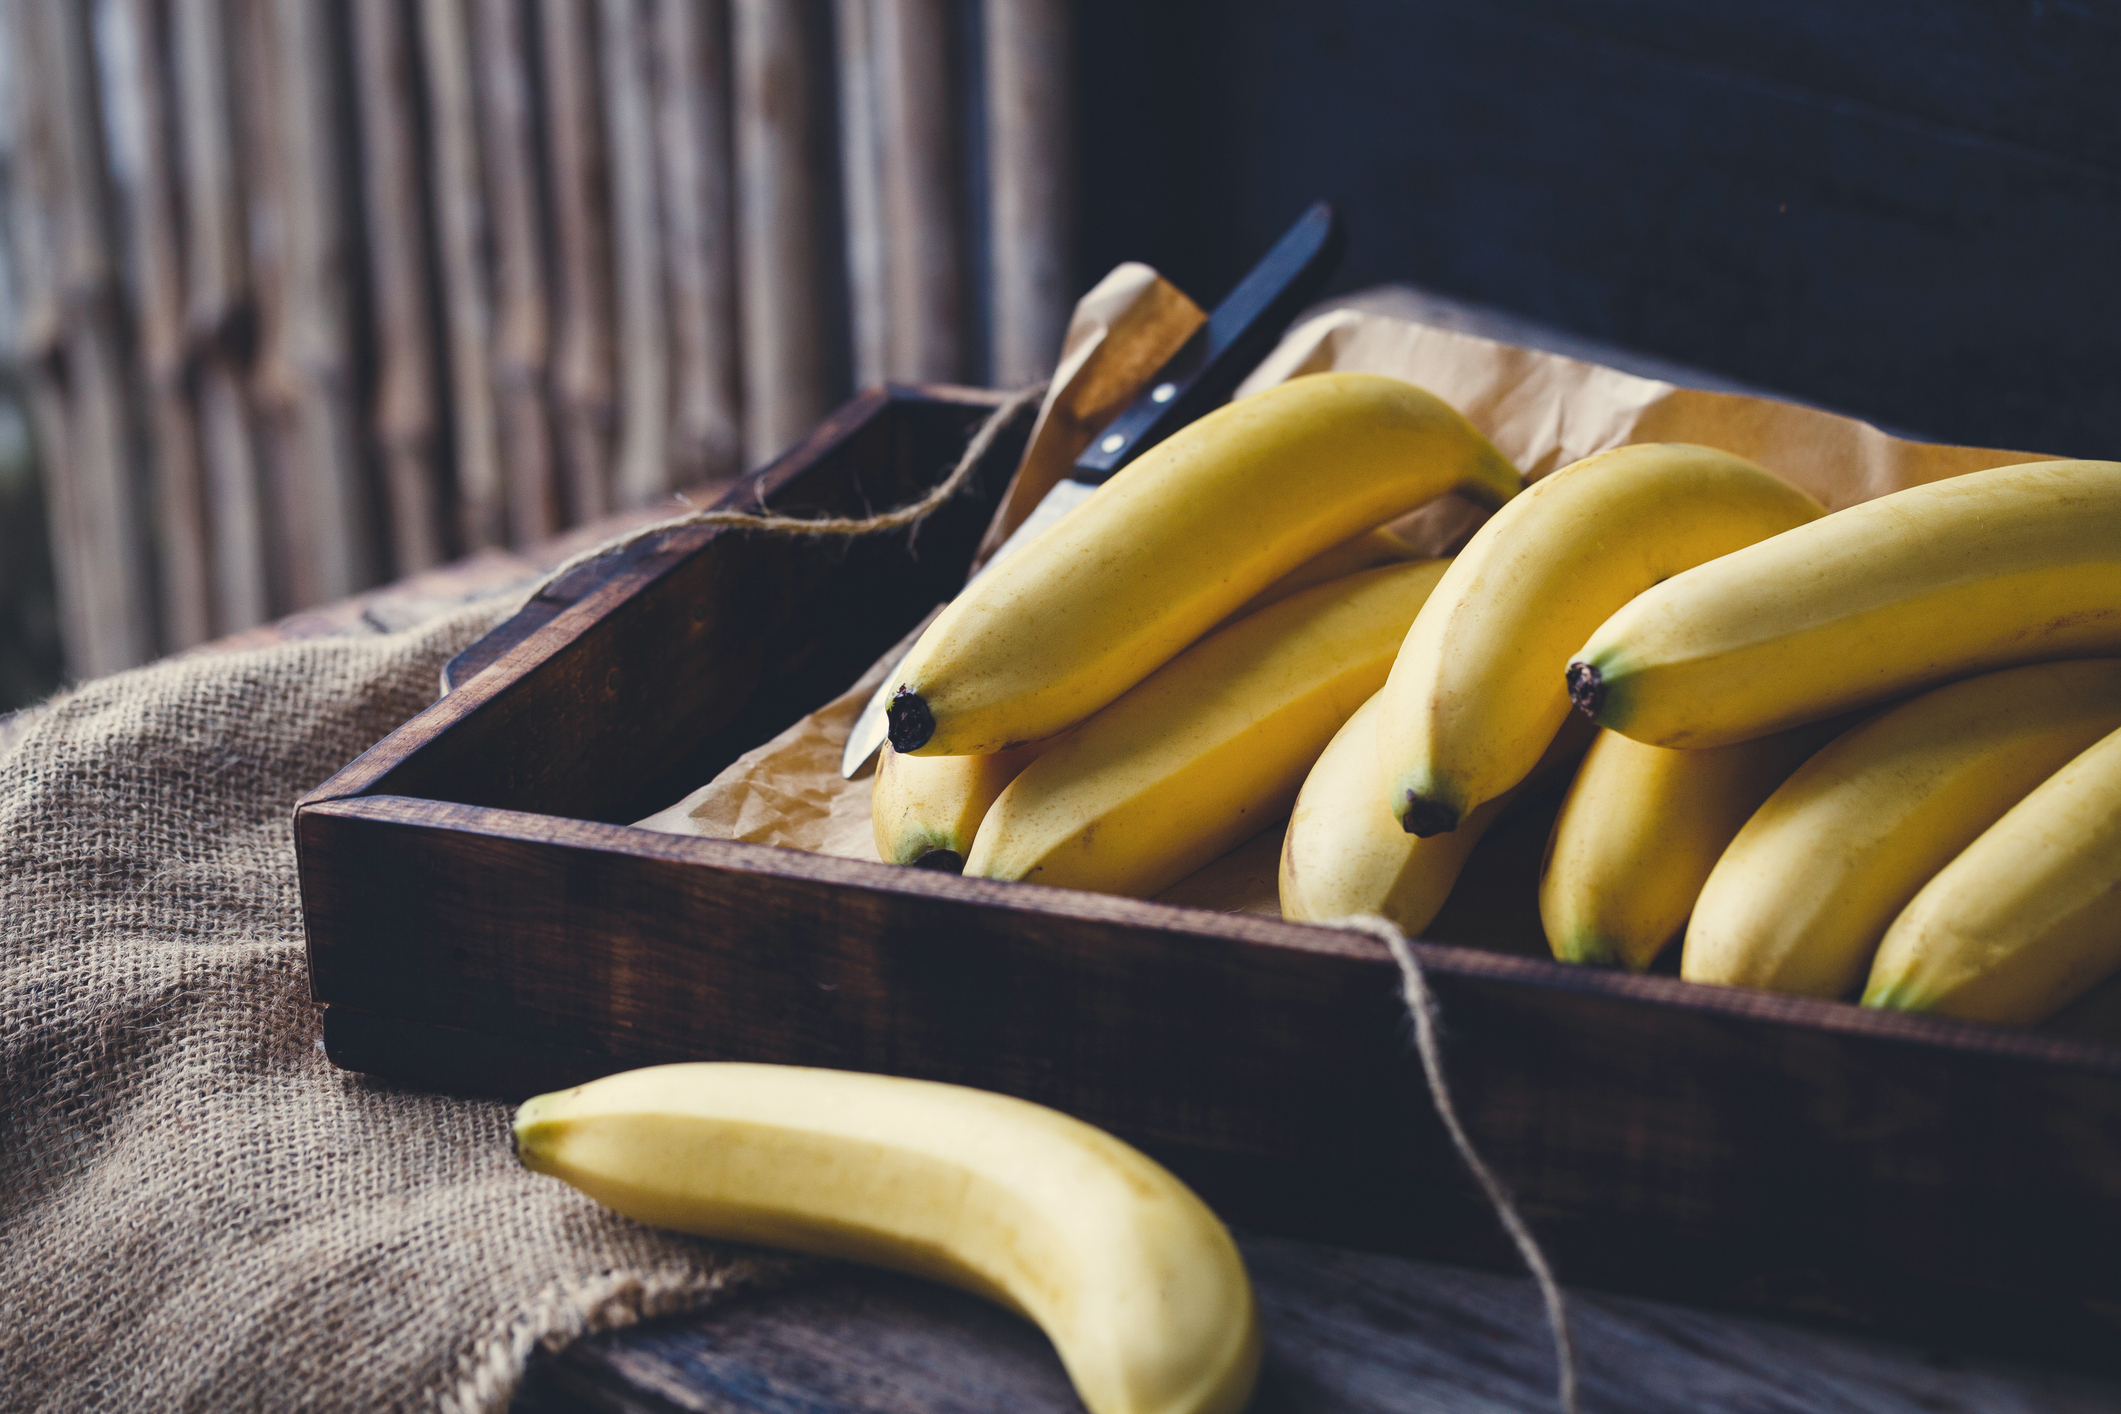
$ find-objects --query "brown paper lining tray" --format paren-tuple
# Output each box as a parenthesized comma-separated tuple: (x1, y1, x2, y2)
(296, 380, 2121, 1367)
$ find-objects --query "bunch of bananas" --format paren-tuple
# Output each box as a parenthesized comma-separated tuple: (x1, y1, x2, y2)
(874, 367, 2121, 1029)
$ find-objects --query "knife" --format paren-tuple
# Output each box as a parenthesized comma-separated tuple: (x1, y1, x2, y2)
(840, 200, 1347, 777)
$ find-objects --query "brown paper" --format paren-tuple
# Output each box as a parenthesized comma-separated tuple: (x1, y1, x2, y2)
(973, 263, 1205, 567)
(638, 288, 2049, 917)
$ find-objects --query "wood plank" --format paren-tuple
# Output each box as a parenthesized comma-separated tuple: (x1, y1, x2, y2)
(871, 0, 965, 383)
(352, 0, 449, 576)
(476, 0, 563, 544)
(512, 1237, 2121, 1413)
(171, 0, 272, 631)
(265, 0, 375, 602)
(731, 0, 831, 464)
(13, 0, 155, 675)
(539, 0, 619, 523)
(982, 0, 1074, 386)
(654, 0, 745, 486)
(112, 0, 216, 650)
(420, 0, 508, 551)
(599, 0, 671, 509)
(832, 0, 888, 390)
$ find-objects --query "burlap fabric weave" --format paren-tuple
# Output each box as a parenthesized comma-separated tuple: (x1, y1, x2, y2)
(0, 601, 781, 1412)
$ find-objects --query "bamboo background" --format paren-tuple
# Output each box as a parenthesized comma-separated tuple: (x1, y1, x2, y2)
(0, 0, 1073, 693)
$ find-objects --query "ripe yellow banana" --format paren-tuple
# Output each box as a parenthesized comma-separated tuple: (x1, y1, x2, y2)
(1228, 522, 1425, 622)
(1281, 691, 1590, 931)
(1569, 459, 2121, 749)
(872, 741, 1046, 870)
(516, 1064, 1259, 1414)
(1682, 659, 2121, 999)
(965, 558, 1452, 898)
(868, 526, 1421, 851)
(1867, 722, 2121, 1025)
(1539, 719, 1846, 970)
(887, 373, 1520, 757)
(1376, 443, 1822, 836)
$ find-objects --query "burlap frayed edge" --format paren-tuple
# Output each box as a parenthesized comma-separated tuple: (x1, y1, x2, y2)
(434, 1254, 817, 1413)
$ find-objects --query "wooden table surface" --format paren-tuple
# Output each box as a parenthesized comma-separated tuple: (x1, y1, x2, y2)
(510, 1235, 2121, 1414)
(13, 296, 2117, 1413)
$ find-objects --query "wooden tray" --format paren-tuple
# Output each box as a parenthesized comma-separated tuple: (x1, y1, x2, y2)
(296, 384, 2121, 1367)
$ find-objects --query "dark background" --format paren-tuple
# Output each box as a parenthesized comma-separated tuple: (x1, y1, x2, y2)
(1072, 0, 2121, 457)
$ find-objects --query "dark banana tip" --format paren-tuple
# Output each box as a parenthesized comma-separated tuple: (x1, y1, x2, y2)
(911, 849, 965, 873)
(1400, 792, 1459, 838)
(1566, 661, 1605, 720)
(886, 688, 934, 753)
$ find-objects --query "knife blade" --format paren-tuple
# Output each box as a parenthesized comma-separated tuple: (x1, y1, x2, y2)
(840, 200, 1346, 777)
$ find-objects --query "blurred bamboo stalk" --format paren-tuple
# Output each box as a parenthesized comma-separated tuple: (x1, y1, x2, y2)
(731, 0, 827, 465)
(257, 0, 374, 607)
(655, 0, 743, 486)
(351, 0, 447, 575)
(600, 0, 668, 508)
(12, 0, 153, 677)
(539, 0, 616, 520)
(172, 0, 269, 630)
(984, 0, 1073, 385)
(115, 0, 215, 650)
(231, 0, 297, 610)
(0, 0, 1080, 660)
(1, 0, 84, 666)
(833, 0, 886, 391)
(420, 0, 506, 552)
(872, 0, 962, 383)
(475, 0, 560, 543)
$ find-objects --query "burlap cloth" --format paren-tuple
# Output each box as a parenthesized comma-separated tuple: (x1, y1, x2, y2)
(0, 600, 795, 1413)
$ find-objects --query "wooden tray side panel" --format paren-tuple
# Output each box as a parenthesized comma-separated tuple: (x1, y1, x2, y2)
(300, 797, 2121, 1341)
(311, 389, 1028, 826)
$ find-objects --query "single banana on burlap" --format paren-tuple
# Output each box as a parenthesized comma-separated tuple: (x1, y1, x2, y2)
(1376, 443, 1823, 837)
(516, 1064, 1259, 1414)
(886, 373, 1520, 758)
(966, 559, 1452, 899)
(1569, 459, 2121, 749)
(1539, 718, 1848, 970)
(1868, 721, 2121, 1025)
(1281, 691, 1591, 932)
(1683, 659, 2121, 999)
(872, 742, 1047, 871)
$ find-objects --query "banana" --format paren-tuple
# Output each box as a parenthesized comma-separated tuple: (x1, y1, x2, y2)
(1539, 719, 1846, 970)
(1228, 522, 1425, 622)
(965, 558, 1452, 898)
(886, 373, 1520, 757)
(1569, 459, 2121, 749)
(872, 741, 1046, 871)
(1376, 443, 1822, 837)
(1281, 690, 1590, 931)
(876, 529, 1435, 874)
(1867, 721, 2121, 1025)
(516, 1063, 1259, 1414)
(1682, 659, 2121, 999)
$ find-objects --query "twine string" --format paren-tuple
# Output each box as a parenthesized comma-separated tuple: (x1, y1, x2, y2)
(522, 381, 1050, 604)
(1336, 914, 1580, 1414)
